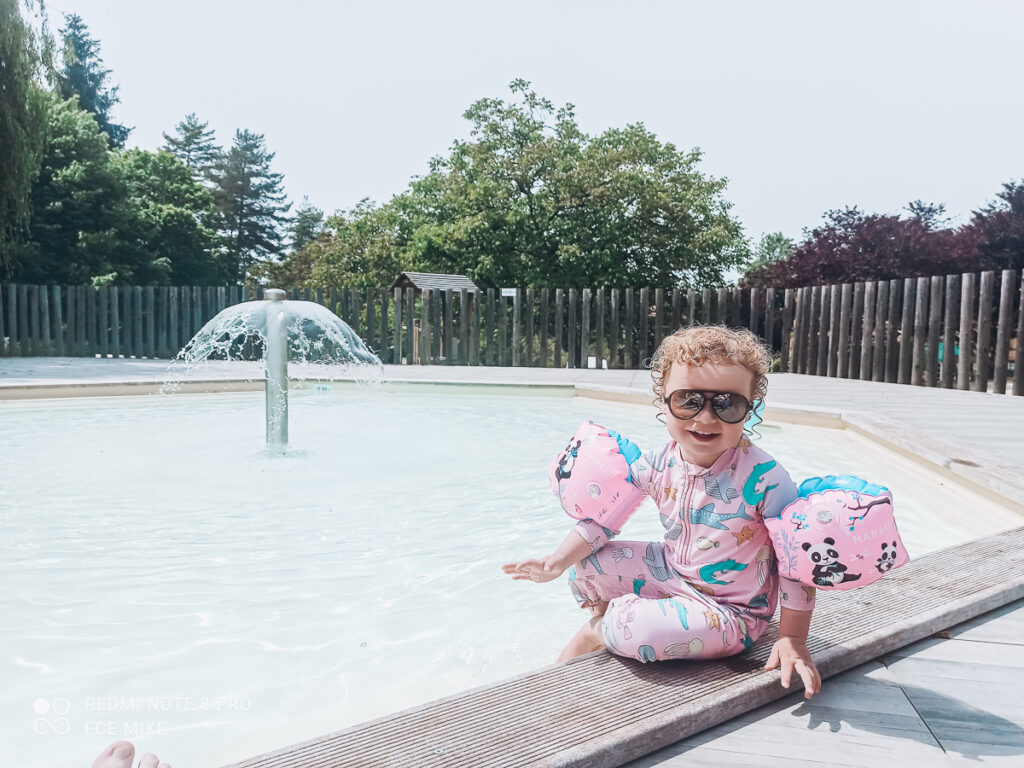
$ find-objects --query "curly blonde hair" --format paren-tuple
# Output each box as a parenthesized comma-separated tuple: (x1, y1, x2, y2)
(649, 324, 774, 404)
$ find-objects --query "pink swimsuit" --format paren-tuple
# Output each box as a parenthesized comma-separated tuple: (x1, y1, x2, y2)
(568, 438, 815, 662)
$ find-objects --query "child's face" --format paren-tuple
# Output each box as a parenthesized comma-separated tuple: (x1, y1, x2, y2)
(661, 360, 755, 468)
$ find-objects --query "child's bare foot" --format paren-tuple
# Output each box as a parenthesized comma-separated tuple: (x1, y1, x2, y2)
(91, 740, 171, 768)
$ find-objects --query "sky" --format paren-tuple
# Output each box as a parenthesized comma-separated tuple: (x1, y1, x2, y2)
(35, 0, 1024, 245)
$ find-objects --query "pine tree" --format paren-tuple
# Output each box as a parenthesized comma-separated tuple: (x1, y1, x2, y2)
(56, 13, 130, 148)
(161, 113, 221, 179)
(209, 129, 291, 283)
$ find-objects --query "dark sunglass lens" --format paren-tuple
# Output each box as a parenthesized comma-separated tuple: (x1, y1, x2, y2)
(713, 394, 749, 423)
(670, 391, 703, 416)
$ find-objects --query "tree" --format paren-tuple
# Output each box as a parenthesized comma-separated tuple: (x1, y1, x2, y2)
(10, 90, 128, 284)
(112, 149, 226, 284)
(0, 0, 46, 276)
(965, 180, 1024, 272)
(740, 232, 794, 281)
(287, 197, 324, 252)
(208, 129, 292, 283)
(740, 206, 963, 288)
(161, 113, 221, 179)
(307, 80, 747, 288)
(56, 13, 130, 148)
(311, 200, 410, 287)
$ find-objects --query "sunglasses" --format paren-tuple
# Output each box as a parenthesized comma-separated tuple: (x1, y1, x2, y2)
(663, 389, 754, 424)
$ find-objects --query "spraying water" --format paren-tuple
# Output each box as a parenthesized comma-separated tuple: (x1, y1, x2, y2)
(165, 288, 383, 446)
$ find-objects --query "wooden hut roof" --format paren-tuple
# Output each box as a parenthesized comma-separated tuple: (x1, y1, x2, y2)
(391, 272, 481, 293)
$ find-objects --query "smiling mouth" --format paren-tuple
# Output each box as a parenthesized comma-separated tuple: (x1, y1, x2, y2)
(688, 429, 720, 442)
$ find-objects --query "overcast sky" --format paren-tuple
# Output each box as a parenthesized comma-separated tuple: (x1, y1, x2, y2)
(39, 0, 1024, 245)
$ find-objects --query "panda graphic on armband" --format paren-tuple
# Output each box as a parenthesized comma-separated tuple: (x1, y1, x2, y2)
(802, 537, 861, 587)
(875, 541, 899, 573)
(556, 438, 583, 480)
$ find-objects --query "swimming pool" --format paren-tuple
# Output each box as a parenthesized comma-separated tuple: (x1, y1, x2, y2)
(2, 387, 1015, 767)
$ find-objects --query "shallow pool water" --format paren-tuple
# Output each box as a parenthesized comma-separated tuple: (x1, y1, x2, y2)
(0, 386, 1013, 767)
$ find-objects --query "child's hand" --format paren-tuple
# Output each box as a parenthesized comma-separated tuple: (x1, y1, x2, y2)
(764, 636, 821, 699)
(502, 556, 564, 584)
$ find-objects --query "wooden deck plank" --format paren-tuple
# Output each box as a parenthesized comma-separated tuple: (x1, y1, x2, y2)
(221, 529, 1024, 768)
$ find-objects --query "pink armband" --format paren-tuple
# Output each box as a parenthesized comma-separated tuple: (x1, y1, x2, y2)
(549, 421, 645, 535)
(765, 475, 909, 591)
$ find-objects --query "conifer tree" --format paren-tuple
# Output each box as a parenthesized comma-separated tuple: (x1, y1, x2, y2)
(161, 113, 221, 179)
(56, 13, 130, 148)
(209, 129, 291, 283)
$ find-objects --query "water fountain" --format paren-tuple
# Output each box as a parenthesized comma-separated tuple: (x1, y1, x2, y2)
(168, 287, 383, 446)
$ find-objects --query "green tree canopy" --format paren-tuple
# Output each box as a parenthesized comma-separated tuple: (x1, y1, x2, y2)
(311, 80, 748, 288)
(209, 129, 291, 284)
(56, 13, 130, 148)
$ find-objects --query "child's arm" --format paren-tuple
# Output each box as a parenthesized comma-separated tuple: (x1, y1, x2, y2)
(765, 607, 821, 698)
(502, 528, 593, 583)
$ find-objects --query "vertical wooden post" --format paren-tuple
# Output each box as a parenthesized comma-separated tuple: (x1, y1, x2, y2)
(18, 284, 29, 356)
(731, 287, 742, 328)
(701, 288, 712, 324)
(365, 287, 377, 353)
(926, 276, 943, 387)
(595, 287, 604, 368)
(64, 285, 76, 356)
(671, 288, 681, 333)
(84, 286, 96, 357)
(566, 288, 577, 368)
(638, 287, 648, 364)
(859, 281, 875, 381)
(993, 269, 1016, 394)
(392, 287, 403, 364)
(540, 288, 550, 368)
(420, 288, 432, 365)
(884, 279, 900, 383)
(132, 286, 143, 357)
(686, 289, 696, 326)
(554, 288, 564, 368)
(498, 290, 509, 366)
(472, 289, 482, 366)
(405, 288, 415, 365)
(379, 289, 389, 362)
(110, 286, 121, 357)
(913, 277, 932, 386)
(144, 286, 155, 357)
(833, 284, 847, 378)
(941, 275, 959, 389)
(975, 270, 995, 392)
(624, 288, 634, 369)
(1014, 273, 1024, 396)
(654, 287, 664, 355)
(432, 288, 442, 364)
(52, 286, 64, 356)
(483, 288, 493, 366)
(897, 278, 915, 385)
(764, 287, 775, 351)
(805, 287, 820, 375)
(5, 285, 16, 356)
(718, 287, 729, 325)
(791, 288, 805, 373)
(32, 284, 43, 355)
(512, 288, 522, 367)
(957, 273, 976, 391)
(460, 288, 470, 366)
(816, 285, 831, 376)
(444, 288, 454, 365)
(849, 282, 864, 379)
(609, 288, 620, 369)
(525, 287, 534, 367)
(749, 287, 761, 335)
(781, 289, 794, 371)
(581, 288, 591, 368)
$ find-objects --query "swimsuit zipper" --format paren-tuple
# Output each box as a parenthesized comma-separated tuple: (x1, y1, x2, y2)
(680, 475, 695, 566)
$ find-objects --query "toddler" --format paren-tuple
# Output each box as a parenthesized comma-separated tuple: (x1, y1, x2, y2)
(503, 325, 821, 698)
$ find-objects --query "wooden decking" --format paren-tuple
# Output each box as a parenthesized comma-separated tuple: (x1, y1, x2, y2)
(627, 599, 1024, 767)
(220, 529, 1024, 768)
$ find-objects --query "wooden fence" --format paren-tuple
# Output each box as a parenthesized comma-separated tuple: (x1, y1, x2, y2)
(1, 271, 1021, 394)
